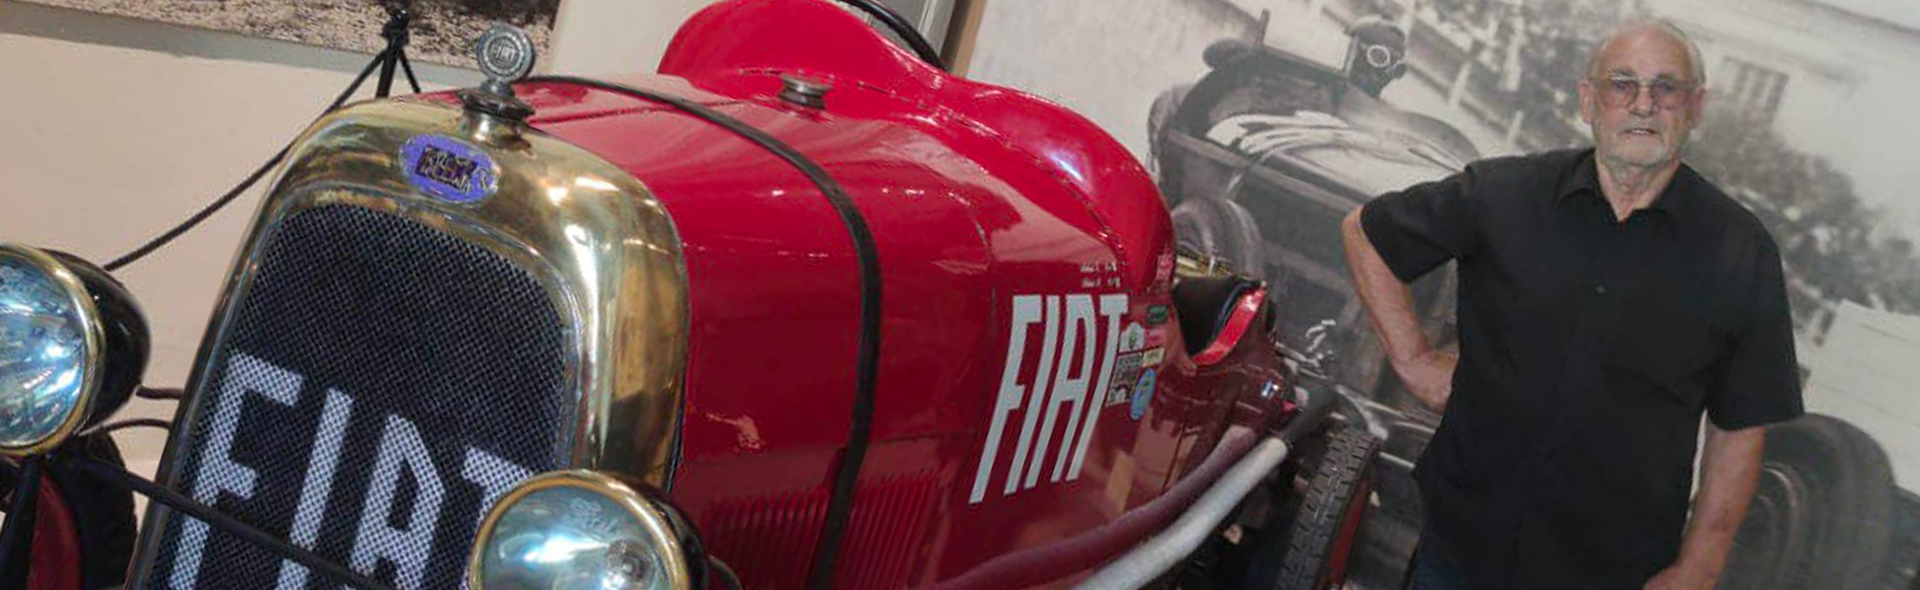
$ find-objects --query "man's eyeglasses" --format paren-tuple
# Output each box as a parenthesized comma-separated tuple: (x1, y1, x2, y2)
(1592, 75, 1696, 110)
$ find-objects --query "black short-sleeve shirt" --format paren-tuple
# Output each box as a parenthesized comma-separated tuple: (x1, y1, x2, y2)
(1359, 148, 1803, 588)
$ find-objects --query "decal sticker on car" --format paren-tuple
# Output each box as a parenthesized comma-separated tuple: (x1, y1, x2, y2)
(1079, 259, 1122, 289)
(1119, 322, 1147, 353)
(401, 134, 499, 204)
(1140, 347, 1165, 367)
(970, 292, 1128, 504)
(1105, 352, 1147, 407)
(1130, 368, 1158, 420)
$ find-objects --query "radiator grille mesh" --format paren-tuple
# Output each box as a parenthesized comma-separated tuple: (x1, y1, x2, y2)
(143, 204, 574, 590)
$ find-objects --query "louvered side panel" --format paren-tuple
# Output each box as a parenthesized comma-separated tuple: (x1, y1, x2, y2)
(836, 471, 940, 590)
(701, 488, 831, 588)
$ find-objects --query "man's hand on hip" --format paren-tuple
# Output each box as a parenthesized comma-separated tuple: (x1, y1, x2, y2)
(1394, 348, 1457, 412)
(1342, 206, 1457, 413)
(1645, 424, 1765, 590)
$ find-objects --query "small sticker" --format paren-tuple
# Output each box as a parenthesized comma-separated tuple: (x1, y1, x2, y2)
(1080, 259, 1123, 289)
(1106, 352, 1146, 406)
(1147, 305, 1170, 326)
(1140, 347, 1165, 367)
(1119, 323, 1146, 352)
(1129, 369, 1158, 420)
(401, 135, 498, 204)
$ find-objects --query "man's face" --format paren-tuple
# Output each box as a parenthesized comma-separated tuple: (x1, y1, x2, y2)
(1578, 29, 1705, 169)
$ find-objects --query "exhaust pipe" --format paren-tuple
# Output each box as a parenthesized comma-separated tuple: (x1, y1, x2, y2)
(1071, 384, 1337, 589)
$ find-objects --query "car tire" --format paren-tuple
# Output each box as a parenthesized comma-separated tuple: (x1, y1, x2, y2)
(1719, 461, 1811, 590)
(1, 433, 137, 590)
(1750, 414, 1893, 590)
(1243, 425, 1380, 590)
(1171, 197, 1266, 277)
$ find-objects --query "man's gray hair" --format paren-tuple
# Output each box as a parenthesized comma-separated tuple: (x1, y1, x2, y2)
(1588, 19, 1707, 87)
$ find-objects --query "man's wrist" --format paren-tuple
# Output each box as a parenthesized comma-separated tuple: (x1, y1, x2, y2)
(1671, 552, 1723, 583)
(1386, 345, 1433, 371)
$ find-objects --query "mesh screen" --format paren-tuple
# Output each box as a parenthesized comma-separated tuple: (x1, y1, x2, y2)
(143, 204, 574, 590)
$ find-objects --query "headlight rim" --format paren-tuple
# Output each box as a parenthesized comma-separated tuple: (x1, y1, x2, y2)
(0, 243, 107, 456)
(469, 469, 701, 590)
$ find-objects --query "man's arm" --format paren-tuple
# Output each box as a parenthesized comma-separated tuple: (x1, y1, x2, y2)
(1341, 208, 1455, 412)
(1644, 422, 1766, 589)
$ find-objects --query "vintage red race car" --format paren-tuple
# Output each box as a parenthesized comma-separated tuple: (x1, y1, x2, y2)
(0, 1, 1379, 589)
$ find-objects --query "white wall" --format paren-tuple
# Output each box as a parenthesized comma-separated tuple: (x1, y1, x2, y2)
(547, 0, 722, 77)
(0, 0, 721, 474)
(967, 0, 1259, 158)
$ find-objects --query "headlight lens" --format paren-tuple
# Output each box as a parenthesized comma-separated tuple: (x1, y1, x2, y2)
(471, 471, 700, 590)
(0, 245, 103, 454)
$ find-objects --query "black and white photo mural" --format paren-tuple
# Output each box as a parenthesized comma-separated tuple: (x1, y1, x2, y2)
(970, 0, 1920, 587)
(7, 0, 562, 66)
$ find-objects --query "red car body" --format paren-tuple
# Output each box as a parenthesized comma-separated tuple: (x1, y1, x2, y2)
(524, 2, 1295, 586)
(6, 1, 1342, 589)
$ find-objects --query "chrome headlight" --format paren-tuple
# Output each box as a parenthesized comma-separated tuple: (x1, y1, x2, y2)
(470, 471, 706, 590)
(0, 244, 148, 455)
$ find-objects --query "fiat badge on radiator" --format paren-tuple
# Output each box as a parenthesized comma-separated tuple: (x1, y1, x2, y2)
(401, 134, 498, 204)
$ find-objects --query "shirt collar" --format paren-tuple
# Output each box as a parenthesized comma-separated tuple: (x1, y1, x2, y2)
(1555, 148, 1698, 231)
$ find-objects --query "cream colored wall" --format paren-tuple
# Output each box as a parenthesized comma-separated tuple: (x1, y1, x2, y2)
(967, 0, 1259, 159)
(0, 0, 721, 476)
(548, 0, 722, 77)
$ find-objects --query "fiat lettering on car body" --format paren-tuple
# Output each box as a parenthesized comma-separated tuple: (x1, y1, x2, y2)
(969, 293, 1129, 503)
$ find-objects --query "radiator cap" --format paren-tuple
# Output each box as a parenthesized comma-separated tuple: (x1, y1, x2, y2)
(459, 23, 536, 123)
(778, 75, 831, 110)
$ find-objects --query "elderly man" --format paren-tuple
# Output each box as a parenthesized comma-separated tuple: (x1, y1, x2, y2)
(1340, 21, 1802, 590)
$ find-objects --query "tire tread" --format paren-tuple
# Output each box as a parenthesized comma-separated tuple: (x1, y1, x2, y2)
(1247, 425, 1380, 590)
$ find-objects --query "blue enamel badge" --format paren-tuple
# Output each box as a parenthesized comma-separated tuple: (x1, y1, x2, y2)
(401, 135, 498, 204)
(1130, 368, 1158, 420)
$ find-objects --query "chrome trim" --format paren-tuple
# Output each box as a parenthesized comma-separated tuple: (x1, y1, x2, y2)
(467, 470, 699, 590)
(127, 98, 690, 587)
(0, 243, 105, 456)
(1070, 431, 1291, 590)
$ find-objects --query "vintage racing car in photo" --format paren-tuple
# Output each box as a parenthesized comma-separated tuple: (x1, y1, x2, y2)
(1145, 31, 1480, 584)
(0, 1, 1380, 589)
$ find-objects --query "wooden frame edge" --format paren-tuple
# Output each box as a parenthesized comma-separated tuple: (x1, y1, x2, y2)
(941, 0, 988, 77)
